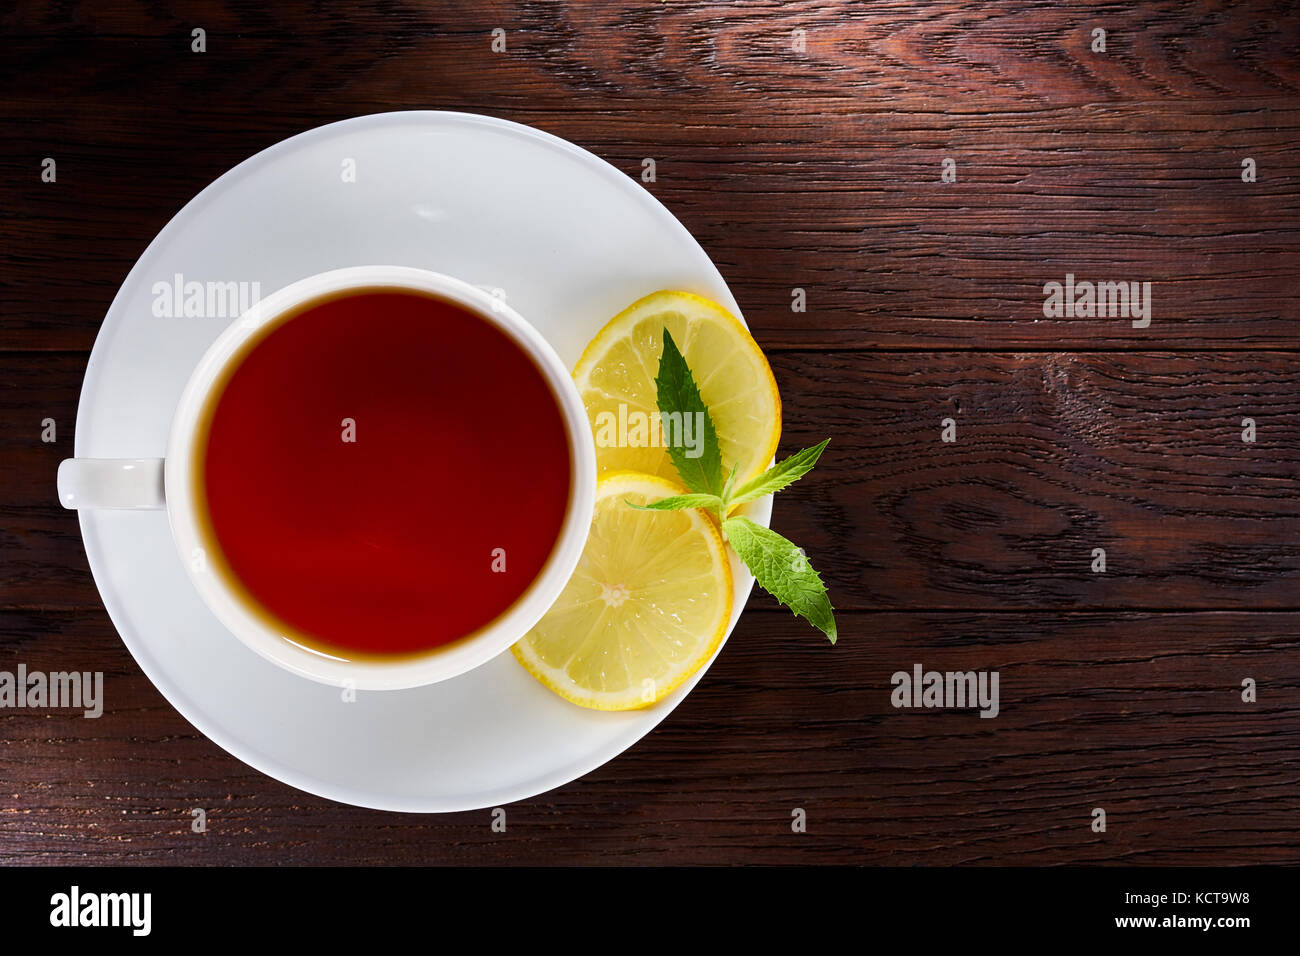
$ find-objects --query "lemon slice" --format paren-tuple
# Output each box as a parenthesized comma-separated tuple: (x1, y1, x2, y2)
(512, 472, 733, 710)
(573, 290, 781, 487)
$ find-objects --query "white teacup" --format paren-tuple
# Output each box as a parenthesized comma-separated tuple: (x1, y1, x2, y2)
(58, 266, 596, 690)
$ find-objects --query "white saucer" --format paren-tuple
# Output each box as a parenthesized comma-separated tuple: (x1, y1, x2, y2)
(74, 111, 771, 811)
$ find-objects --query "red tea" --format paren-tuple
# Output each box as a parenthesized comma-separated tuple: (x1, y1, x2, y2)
(194, 289, 573, 660)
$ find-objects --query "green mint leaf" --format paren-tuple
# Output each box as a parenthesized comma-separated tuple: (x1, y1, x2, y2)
(729, 439, 829, 508)
(721, 515, 837, 643)
(626, 493, 723, 512)
(721, 462, 739, 503)
(655, 329, 723, 495)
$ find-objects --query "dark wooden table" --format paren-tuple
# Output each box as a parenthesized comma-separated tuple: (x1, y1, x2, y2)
(3, 0, 1298, 865)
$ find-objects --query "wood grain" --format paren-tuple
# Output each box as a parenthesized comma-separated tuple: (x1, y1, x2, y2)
(0, 608, 1295, 866)
(768, 349, 1300, 610)
(2, 0, 1299, 865)
(1, 1, 1297, 349)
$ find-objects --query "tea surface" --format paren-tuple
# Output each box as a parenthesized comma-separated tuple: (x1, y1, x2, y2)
(198, 289, 572, 659)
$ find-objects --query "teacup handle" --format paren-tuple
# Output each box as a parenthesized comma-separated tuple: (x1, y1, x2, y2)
(57, 458, 166, 510)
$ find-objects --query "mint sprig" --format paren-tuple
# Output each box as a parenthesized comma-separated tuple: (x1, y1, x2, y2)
(722, 516, 837, 643)
(627, 328, 837, 643)
(653, 329, 724, 497)
(730, 439, 828, 507)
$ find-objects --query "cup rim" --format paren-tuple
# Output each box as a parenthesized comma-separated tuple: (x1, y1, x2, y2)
(164, 265, 596, 690)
